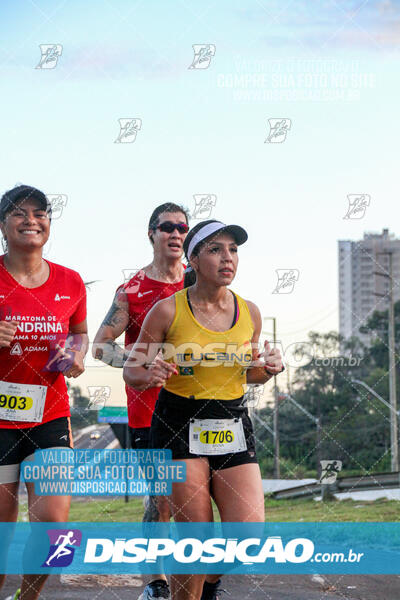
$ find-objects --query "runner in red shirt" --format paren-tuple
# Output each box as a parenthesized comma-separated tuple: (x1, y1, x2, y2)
(0, 185, 88, 600)
(93, 202, 188, 600)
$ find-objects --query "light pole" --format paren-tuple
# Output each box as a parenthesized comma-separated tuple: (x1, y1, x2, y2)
(352, 378, 400, 471)
(373, 250, 398, 472)
(263, 317, 279, 478)
(278, 392, 322, 478)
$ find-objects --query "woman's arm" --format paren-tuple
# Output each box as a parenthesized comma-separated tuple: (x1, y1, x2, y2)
(245, 300, 283, 384)
(92, 288, 130, 368)
(123, 296, 178, 391)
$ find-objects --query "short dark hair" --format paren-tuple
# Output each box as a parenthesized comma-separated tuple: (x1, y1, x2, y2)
(148, 203, 189, 230)
(148, 202, 189, 244)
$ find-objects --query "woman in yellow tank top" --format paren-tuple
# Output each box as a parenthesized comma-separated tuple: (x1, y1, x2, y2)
(124, 220, 284, 600)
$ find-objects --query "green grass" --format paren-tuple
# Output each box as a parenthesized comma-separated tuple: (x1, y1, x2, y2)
(69, 497, 146, 522)
(17, 495, 399, 523)
(264, 496, 400, 522)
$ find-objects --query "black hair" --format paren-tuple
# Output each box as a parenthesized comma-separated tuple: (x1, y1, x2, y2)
(0, 185, 51, 251)
(184, 268, 196, 288)
(148, 202, 189, 244)
(183, 220, 218, 288)
(0, 185, 51, 223)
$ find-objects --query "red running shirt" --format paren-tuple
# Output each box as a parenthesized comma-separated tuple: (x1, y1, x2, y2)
(121, 269, 184, 428)
(0, 256, 87, 429)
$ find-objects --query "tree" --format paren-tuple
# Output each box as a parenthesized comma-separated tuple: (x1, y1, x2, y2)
(254, 329, 392, 477)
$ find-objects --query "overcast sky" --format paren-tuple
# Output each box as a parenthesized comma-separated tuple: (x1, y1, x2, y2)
(1, 0, 399, 405)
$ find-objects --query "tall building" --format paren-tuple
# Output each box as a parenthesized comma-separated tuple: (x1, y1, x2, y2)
(338, 229, 400, 342)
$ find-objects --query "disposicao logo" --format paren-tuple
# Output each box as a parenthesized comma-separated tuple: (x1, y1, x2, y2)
(83, 536, 314, 564)
(42, 529, 82, 567)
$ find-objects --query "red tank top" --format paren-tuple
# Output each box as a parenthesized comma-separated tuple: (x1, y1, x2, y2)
(0, 256, 87, 428)
(120, 268, 184, 428)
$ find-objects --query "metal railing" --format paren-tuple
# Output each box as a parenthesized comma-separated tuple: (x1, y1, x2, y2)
(272, 471, 400, 500)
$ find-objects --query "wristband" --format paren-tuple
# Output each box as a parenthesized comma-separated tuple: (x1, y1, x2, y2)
(264, 364, 285, 375)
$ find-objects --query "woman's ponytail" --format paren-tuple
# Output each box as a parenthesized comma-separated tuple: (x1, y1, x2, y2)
(184, 266, 196, 288)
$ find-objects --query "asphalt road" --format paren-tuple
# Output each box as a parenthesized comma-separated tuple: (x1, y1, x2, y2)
(18, 424, 118, 503)
(2, 574, 400, 599)
(8, 427, 399, 598)
(73, 424, 117, 450)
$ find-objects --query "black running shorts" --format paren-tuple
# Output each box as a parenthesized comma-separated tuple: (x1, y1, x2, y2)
(0, 416, 73, 483)
(129, 426, 151, 450)
(150, 389, 258, 470)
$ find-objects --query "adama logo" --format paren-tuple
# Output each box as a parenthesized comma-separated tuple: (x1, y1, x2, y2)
(55, 294, 71, 301)
(10, 343, 22, 355)
(42, 529, 82, 567)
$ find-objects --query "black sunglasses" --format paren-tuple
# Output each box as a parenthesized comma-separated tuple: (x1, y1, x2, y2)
(156, 221, 189, 234)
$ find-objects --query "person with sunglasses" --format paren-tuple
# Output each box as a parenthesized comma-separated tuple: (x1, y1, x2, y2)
(93, 203, 189, 600)
(0, 185, 88, 600)
(123, 219, 284, 600)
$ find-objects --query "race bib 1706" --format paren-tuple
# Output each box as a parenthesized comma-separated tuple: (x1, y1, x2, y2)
(189, 418, 247, 455)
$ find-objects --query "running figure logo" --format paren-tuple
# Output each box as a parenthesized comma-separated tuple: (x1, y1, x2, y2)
(87, 386, 111, 410)
(36, 44, 63, 69)
(42, 529, 82, 567)
(243, 384, 264, 408)
(272, 269, 299, 294)
(122, 268, 146, 293)
(343, 194, 370, 220)
(47, 194, 68, 220)
(319, 460, 342, 484)
(265, 119, 291, 143)
(188, 44, 216, 69)
(191, 195, 217, 219)
(115, 118, 142, 143)
(122, 268, 142, 284)
(44, 334, 83, 372)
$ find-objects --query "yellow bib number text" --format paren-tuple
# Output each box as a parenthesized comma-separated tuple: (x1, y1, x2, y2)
(0, 394, 33, 411)
(199, 430, 234, 444)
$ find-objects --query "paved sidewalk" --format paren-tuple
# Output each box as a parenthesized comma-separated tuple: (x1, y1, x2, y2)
(2, 574, 400, 599)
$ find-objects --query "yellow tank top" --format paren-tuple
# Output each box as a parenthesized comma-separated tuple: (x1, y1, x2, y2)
(163, 288, 254, 400)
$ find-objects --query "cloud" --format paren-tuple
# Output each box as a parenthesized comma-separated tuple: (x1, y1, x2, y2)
(235, 0, 400, 50)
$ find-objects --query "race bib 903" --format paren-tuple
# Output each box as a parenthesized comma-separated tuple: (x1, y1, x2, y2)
(0, 381, 47, 422)
(0, 394, 33, 411)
